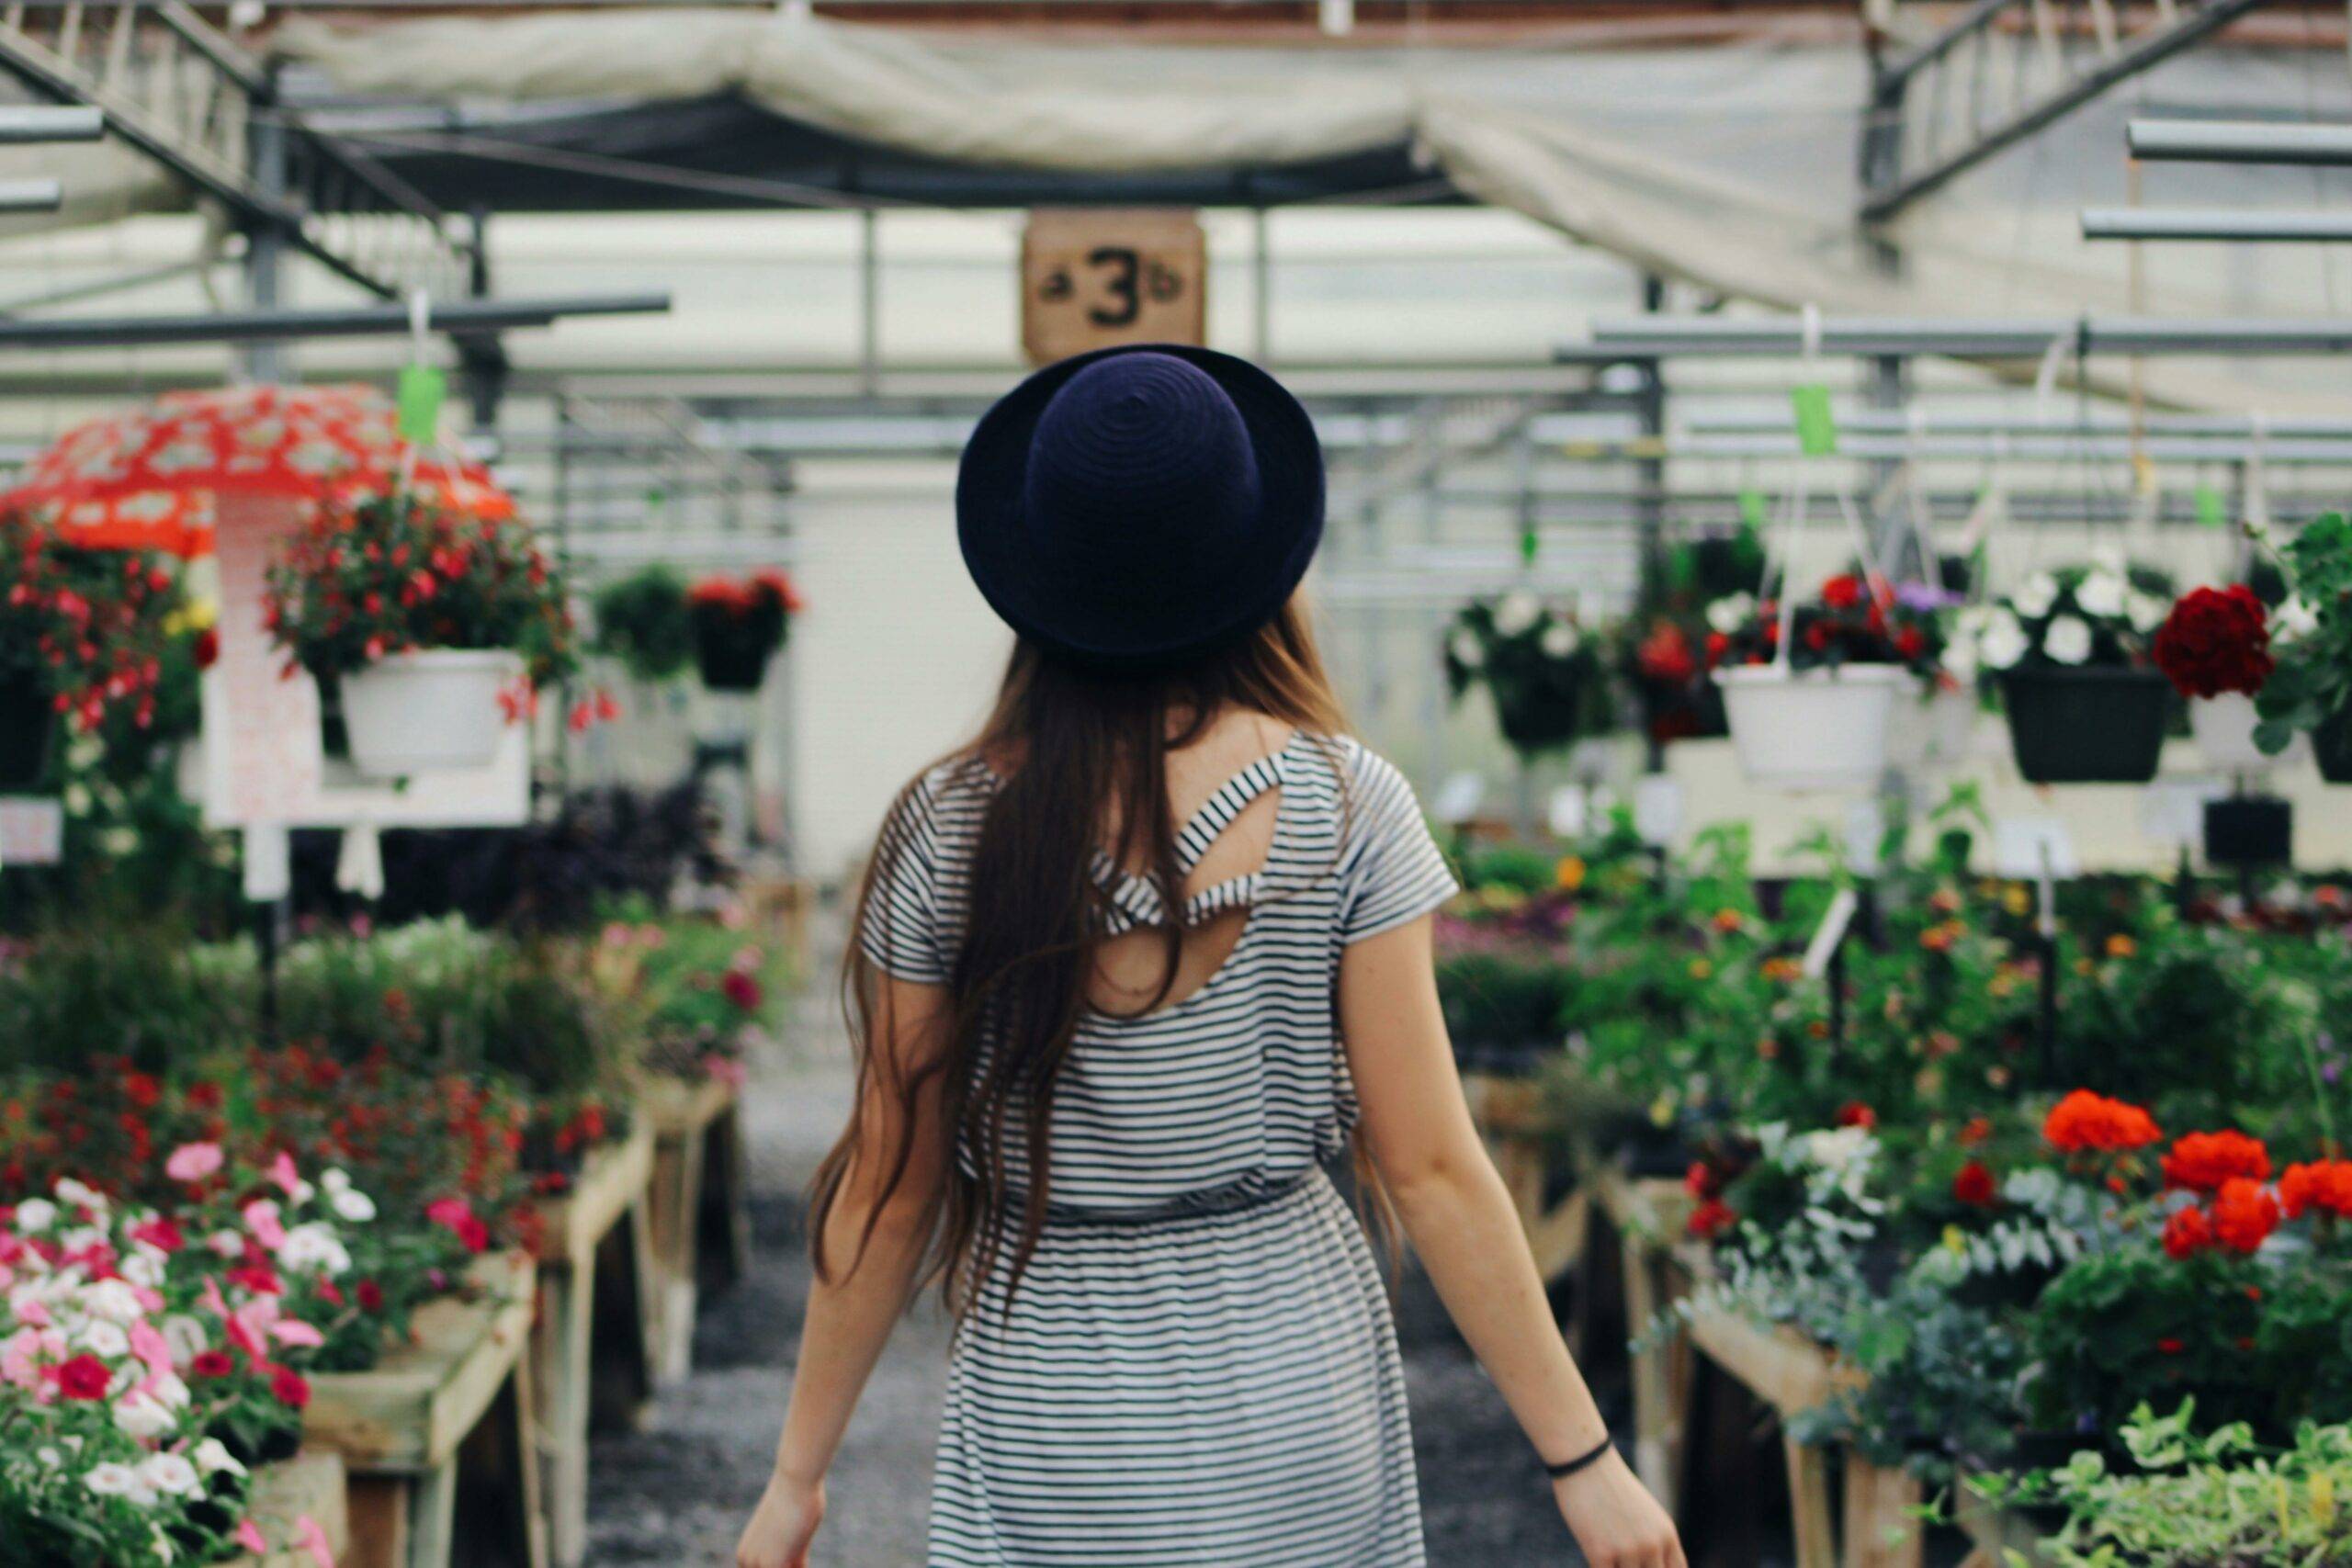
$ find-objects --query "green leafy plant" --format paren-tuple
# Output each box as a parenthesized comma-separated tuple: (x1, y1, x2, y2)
(591, 565, 695, 683)
(2256, 513, 2352, 757)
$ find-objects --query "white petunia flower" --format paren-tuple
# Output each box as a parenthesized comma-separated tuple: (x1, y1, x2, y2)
(2044, 615, 2095, 666)
(159, 1315, 209, 1367)
(37, 1447, 61, 1471)
(53, 1179, 103, 1213)
(83, 1280, 143, 1325)
(1491, 591, 1542, 637)
(320, 1168, 352, 1196)
(113, 1393, 175, 1441)
(1705, 593, 1756, 635)
(1978, 610, 2030, 671)
(84, 1462, 137, 1497)
(205, 1230, 243, 1259)
(15, 1199, 56, 1234)
(1447, 629, 1485, 670)
(79, 1321, 130, 1360)
(329, 1187, 377, 1224)
(2075, 570, 2126, 618)
(1539, 622, 1582, 659)
(191, 1438, 245, 1479)
(2127, 592, 2169, 635)
(2010, 572, 2060, 619)
(2276, 596, 2319, 640)
(1941, 637, 1978, 682)
(137, 1452, 199, 1497)
(277, 1223, 351, 1278)
(119, 1253, 164, 1292)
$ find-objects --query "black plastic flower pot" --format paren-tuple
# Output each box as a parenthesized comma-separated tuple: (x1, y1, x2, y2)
(1492, 680, 1589, 755)
(2204, 795, 2292, 867)
(0, 671, 56, 792)
(694, 638, 771, 694)
(1999, 666, 2171, 784)
(2315, 706, 2352, 785)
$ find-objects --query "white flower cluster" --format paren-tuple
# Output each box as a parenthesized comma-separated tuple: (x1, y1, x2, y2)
(1949, 558, 2164, 673)
(1451, 591, 1589, 672)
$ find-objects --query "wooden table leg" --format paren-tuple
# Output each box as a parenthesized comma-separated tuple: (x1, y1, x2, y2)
(344, 1476, 411, 1568)
(698, 1106, 751, 1297)
(1624, 1235, 1687, 1517)
(1844, 1457, 1924, 1568)
(591, 1196, 660, 1433)
(533, 1260, 594, 1568)
(1782, 1433, 1838, 1568)
(406, 1460, 458, 1568)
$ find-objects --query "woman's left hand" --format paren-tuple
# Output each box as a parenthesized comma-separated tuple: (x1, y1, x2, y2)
(735, 1470, 826, 1568)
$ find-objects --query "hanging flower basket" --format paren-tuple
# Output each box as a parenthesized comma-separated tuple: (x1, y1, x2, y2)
(1717, 663, 1917, 790)
(1999, 667, 2172, 784)
(2154, 586, 2279, 776)
(0, 670, 54, 792)
(1444, 592, 1613, 760)
(2315, 706, 2352, 785)
(688, 571, 801, 694)
(341, 649, 526, 775)
(264, 493, 581, 781)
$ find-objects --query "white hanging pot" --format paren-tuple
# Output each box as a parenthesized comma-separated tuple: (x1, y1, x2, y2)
(2189, 691, 2300, 774)
(1717, 662, 1917, 791)
(339, 649, 524, 777)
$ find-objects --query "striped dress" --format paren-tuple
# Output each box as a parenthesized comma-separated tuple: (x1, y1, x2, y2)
(860, 730, 1459, 1567)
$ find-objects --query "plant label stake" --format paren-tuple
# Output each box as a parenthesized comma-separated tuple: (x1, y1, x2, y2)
(1804, 886, 1860, 1067)
(1997, 817, 2075, 1085)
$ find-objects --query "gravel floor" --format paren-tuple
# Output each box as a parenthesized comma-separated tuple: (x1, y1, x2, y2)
(584, 954, 1591, 1566)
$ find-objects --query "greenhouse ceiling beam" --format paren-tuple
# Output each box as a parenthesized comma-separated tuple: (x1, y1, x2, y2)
(2126, 118, 2352, 164)
(0, 5, 467, 299)
(1682, 411, 2352, 440)
(1860, 0, 2270, 222)
(0, 293, 670, 350)
(2081, 209, 2352, 241)
(1574, 315, 2352, 359)
(1676, 434, 2352, 465)
(0, 180, 61, 213)
(0, 105, 101, 143)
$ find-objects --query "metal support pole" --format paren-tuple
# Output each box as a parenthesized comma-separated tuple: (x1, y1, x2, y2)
(859, 207, 881, 397)
(1253, 206, 1273, 364)
(240, 70, 288, 387)
(2128, 118, 2352, 164)
(458, 206, 511, 434)
(2083, 209, 2352, 242)
(1578, 315, 2352, 358)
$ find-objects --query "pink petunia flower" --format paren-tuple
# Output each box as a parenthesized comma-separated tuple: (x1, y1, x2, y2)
(164, 1143, 223, 1183)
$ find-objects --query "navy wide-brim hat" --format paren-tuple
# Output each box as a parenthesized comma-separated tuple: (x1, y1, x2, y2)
(957, 343, 1324, 674)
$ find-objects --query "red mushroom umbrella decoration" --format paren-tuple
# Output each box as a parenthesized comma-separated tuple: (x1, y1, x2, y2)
(1, 383, 515, 557)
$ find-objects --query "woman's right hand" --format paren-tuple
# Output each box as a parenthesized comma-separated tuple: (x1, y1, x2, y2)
(735, 1470, 826, 1568)
(1553, 1448, 1687, 1568)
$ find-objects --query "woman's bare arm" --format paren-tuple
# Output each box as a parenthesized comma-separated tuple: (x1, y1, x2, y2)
(737, 975, 953, 1568)
(1339, 914, 1685, 1568)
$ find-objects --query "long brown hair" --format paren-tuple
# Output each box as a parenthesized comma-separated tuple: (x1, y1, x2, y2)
(809, 595, 1349, 1313)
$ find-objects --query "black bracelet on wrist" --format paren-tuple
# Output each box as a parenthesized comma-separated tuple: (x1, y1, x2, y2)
(1543, 1436, 1616, 1480)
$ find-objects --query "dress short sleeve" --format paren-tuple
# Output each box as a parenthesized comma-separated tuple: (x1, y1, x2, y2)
(857, 774, 954, 984)
(1338, 745, 1460, 943)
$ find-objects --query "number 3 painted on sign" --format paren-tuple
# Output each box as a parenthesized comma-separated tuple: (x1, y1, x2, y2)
(1085, 245, 1141, 327)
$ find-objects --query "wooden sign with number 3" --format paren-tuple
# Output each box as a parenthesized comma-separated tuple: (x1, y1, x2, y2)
(1021, 209, 1207, 366)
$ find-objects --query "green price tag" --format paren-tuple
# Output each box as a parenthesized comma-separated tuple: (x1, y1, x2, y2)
(2193, 485, 2226, 529)
(396, 364, 447, 445)
(1519, 524, 1539, 566)
(1790, 384, 1838, 457)
(1738, 488, 1771, 532)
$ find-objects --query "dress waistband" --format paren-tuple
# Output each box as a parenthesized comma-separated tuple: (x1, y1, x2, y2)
(1040, 1164, 1321, 1228)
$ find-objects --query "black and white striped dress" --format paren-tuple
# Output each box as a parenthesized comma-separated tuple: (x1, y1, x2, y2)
(861, 730, 1459, 1567)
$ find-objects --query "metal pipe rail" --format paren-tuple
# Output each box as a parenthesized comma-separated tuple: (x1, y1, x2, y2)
(1680, 411, 2352, 440)
(1575, 315, 2352, 359)
(2081, 209, 2352, 241)
(0, 104, 99, 143)
(0, 293, 671, 350)
(2126, 118, 2352, 164)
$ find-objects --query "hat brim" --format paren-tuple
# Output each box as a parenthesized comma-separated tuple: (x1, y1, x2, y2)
(957, 343, 1324, 675)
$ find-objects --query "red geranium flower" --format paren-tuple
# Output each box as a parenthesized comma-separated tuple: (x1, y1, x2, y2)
(1952, 1160, 1998, 1208)
(2211, 1178, 2281, 1254)
(270, 1366, 311, 1409)
(2281, 1159, 2352, 1220)
(2154, 585, 2273, 699)
(2043, 1090, 2163, 1154)
(1635, 622, 1697, 684)
(1821, 574, 1864, 610)
(1686, 1198, 1736, 1241)
(2162, 1204, 2213, 1259)
(52, 1354, 111, 1401)
(1836, 1101, 1877, 1130)
(2163, 1130, 2271, 1194)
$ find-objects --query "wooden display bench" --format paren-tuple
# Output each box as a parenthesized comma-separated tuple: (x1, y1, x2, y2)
(739, 872, 815, 982)
(521, 1122, 661, 1568)
(222, 1450, 350, 1568)
(306, 1250, 545, 1568)
(642, 1073, 752, 1384)
(1461, 1070, 1589, 1285)
(1951, 1485, 2054, 1568)
(1589, 1165, 1924, 1568)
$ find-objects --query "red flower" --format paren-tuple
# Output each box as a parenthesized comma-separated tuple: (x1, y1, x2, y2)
(2156, 1337, 2186, 1356)
(1683, 1160, 1721, 1200)
(2162, 1204, 2214, 1259)
(52, 1354, 111, 1401)
(189, 1349, 235, 1380)
(1952, 1161, 1998, 1208)
(356, 1280, 385, 1312)
(1836, 1101, 1877, 1130)
(2043, 1090, 2163, 1155)
(2280, 1159, 2352, 1220)
(720, 969, 763, 1012)
(128, 1216, 185, 1254)
(270, 1366, 311, 1409)
(1686, 1198, 1736, 1241)
(2163, 1130, 2271, 1194)
(1635, 622, 1697, 684)
(1959, 1116, 1994, 1148)
(2153, 585, 2273, 699)
(2210, 1178, 2281, 1254)
(1821, 574, 1864, 610)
